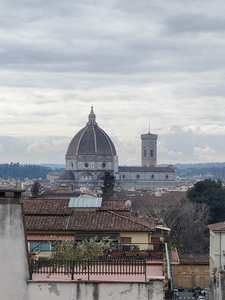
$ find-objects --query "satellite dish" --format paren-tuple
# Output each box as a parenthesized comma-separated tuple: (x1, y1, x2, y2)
(125, 200, 131, 208)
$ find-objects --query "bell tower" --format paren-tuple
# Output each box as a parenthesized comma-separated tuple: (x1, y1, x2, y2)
(141, 131, 158, 167)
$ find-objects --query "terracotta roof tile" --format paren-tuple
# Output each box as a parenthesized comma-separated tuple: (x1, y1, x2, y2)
(23, 199, 154, 232)
(101, 200, 129, 211)
(118, 166, 176, 172)
(208, 221, 225, 231)
(178, 253, 209, 264)
(22, 199, 71, 215)
(25, 215, 70, 230)
(67, 210, 152, 232)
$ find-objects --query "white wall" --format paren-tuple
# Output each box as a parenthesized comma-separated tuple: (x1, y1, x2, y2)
(209, 230, 225, 274)
(28, 280, 164, 300)
(0, 197, 29, 300)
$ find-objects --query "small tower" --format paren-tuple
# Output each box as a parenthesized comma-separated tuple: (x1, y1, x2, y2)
(141, 129, 158, 167)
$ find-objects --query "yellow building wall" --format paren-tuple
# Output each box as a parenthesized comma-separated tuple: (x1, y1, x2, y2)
(119, 232, 149, 250)
(172, 264, 209, 289)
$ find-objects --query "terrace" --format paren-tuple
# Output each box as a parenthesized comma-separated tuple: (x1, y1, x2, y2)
(29, 242, 165, 282)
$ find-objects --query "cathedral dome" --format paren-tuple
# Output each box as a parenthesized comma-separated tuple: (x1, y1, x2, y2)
(66, 107, 117, 157)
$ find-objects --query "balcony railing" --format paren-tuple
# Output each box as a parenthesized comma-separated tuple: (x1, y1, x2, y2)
(111, 242, 164, 253)
(30, 257, 147, 280)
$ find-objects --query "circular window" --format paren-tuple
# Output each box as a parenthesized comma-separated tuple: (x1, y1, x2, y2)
(84, 163, 89, 168)
(102, 163, 106, 168)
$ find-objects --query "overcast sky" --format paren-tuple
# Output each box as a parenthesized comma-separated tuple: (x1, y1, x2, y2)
(0, 0, 225, 166)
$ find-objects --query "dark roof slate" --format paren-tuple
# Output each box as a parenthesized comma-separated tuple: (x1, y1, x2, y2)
(58, 170, 75, 181)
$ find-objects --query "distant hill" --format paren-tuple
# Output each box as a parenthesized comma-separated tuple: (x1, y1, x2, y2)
(159, 162, 225, 169)
(0, 163, 52, 180)
(158, 162, 225, 180)
(39, 164, 65, 170)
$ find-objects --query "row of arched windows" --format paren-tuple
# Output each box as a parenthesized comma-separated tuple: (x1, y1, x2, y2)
(122, 174, 169, 179)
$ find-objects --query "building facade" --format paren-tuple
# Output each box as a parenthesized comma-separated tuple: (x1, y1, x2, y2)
(207, 222, 225, 300)
(59, 107, 179, 190)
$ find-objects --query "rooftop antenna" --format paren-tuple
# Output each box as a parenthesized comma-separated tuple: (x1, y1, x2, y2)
(125, 200, 131, 208)
(149, 122, 150, 133)
(125, 200, 132, 219)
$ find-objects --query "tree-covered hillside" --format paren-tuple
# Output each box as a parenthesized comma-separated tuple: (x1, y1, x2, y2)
(0, 163, 51, 180)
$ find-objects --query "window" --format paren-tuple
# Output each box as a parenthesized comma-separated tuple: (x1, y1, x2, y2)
(151, 174, 154, 179)
(71, 163, 73, 167)
(165, 175, 168, 179)
(84, 163, 89, 168)
(150, 149, 153, 157)
(28, 241, 51, 253)
(102, 163, 106, 168)
(123, 174, 125, 179)
(144, 149, 146, 157)
(121, 237, 131, 252)
(136, 174, 140, 179)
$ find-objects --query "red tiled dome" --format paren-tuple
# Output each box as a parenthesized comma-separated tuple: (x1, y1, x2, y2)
(66, 107, 117, 156)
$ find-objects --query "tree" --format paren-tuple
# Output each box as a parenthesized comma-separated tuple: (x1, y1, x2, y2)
(187, 179, 225, 223)
(101, 171, 116, 200)
(51, 237, 114, 260)
(30, 181, 44, 198)
(131, 193, 210, 254)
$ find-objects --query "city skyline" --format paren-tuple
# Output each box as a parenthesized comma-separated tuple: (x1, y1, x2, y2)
(0, 1, 225, 165)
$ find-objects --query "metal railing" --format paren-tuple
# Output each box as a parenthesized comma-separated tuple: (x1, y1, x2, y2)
(30, 257, 147, 280)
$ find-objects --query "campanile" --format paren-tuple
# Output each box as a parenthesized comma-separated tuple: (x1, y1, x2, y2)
(141, 131, 158, 167)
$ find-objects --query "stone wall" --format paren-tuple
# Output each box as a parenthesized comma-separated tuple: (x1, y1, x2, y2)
(172, 263, 209, 289)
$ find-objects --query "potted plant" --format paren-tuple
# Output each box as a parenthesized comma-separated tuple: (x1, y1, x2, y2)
(137, 250, 149, 257)
(125, 245, 139, 257)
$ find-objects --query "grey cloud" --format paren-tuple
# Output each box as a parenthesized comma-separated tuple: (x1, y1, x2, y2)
(165, 14, 225, 34)
(0, 1, 225, 165)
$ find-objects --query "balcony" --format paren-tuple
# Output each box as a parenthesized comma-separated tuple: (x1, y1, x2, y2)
(29, 242, 165, 282)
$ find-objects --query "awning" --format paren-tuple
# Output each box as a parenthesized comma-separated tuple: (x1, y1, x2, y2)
(27, 234, 74, 241)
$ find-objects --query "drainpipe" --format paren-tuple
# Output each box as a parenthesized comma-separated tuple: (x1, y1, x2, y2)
(165, 243, 172, 290)
(220, 232, 222, 270)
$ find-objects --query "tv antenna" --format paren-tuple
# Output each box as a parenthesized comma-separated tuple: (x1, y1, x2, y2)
(125, 200, 132, 208)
